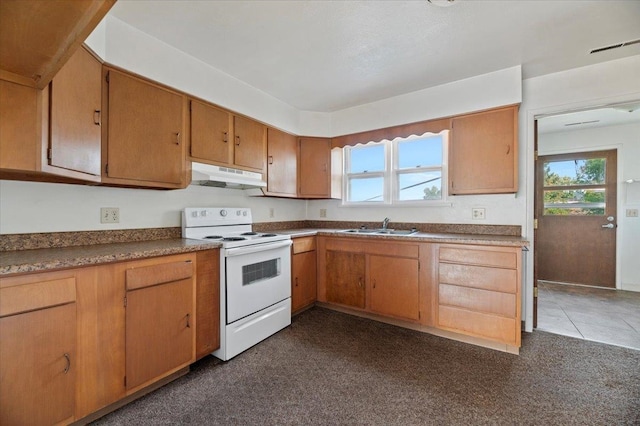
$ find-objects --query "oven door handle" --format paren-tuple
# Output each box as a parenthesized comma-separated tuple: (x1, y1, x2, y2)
(224, 240, 292, 257)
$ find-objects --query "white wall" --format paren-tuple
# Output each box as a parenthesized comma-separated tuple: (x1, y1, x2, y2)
(538, 123, 640, 292)
(0, 181, 305, 234)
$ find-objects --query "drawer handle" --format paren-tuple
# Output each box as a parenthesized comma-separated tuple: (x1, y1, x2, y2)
(93, 110, 101, 126)
(63, 353, 71, 374)
(295, 277, 299, 287)
(222, 131, 228, 143)
(186, 313, 191, 328)
(235, 135, 241, 146)
(175, 132, 181, 145)
(373, 279, 376, 289)
(358, 278, 363, 288)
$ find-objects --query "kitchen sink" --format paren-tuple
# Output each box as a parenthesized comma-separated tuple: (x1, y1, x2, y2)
(340, 228, 417, 236)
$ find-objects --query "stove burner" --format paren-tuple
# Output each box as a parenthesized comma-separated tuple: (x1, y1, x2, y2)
(260, 233, 277, 237)
(241, 232, 258, 236)
(223, 237, 247, 242)
(203, 235, 223, 239)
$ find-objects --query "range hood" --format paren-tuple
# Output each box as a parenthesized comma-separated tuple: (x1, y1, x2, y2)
(190, 162, 266, 189)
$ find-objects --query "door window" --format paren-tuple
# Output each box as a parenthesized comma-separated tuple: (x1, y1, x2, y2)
(543, 158, 607, 215)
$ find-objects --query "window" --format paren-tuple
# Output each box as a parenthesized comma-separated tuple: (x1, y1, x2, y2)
(343, 131, 448, 205)
(543, 158, 607, 215)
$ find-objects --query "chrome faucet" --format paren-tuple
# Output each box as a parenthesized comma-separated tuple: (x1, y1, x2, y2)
(382, 217, 390, 230)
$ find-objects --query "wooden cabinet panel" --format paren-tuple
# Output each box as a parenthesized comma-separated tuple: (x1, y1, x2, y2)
(298, 137, 331, 198)
(233, 115, 265, 172)
(0, 79, 40, 171)
(125, 259, 194, 290)
(0, 0, 115, 89)
(0, 303, 76, 426)
(50, 46, 101, 176)
(439, 246, 517, 269)
(439, 283, 516, 317)
(325, 250, 365, 309)
(196, 250, 220, 360)
(292, 250, 317, 312)
(190, 99, 232, 165)
(449, 105, 518, 194)
(0, 276, 75, 316)
(105, 68, 187, 187)
(125, 277, 194, 392)
(370, 255, 419, 321)
(439, 263, 517, 293)
(438, 305, 518, 345)
(293, 236, 316, 254)
(265, 127, 297, 196)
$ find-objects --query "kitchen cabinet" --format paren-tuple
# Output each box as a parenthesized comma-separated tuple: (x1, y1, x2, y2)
(125, 256, 195, 392)
(449, 105, 518, 195)
(298, 137, 332, 198)
(436, 244, 521, 346)
(0, 0, 115, 89)
(369, 255, 420, 321)
(189, 99, 266, 174)
(291, 236, 317, 313)
(0, 272, 78, 426)
(265, 127, 298, 197)
(0, 46, 103, 183)
(318, 237, 421, 319)
(196, 249, 220, 359)
(103, 67, 188, 188)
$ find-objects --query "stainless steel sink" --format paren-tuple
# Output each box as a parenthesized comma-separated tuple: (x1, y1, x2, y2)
(340, 228, 417, 236)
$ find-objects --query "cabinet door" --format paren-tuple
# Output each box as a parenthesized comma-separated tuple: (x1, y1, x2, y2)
(50, 46, 102, 176)
(266, 127, 297, 196)
(370, 255, 420, 321)
(298, 137, 331, 198)
(195, 250, 220, 360)
(325, 250, 365, 309)
(233, 115, 265, 172)
(0, 303, 76, 426)
(190, 99, 232, 165)
(105, 69, 186, 186)
(449, 105, 518, 194)
(292, 250, 317, 312)
(0, 79, 39, 171)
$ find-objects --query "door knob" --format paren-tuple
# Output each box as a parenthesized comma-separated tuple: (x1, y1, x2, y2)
(601, 223, 615, 229)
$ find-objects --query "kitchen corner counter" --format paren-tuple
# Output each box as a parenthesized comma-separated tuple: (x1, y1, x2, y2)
(271, 228, 529, 247)
(0, 238, 221, 276)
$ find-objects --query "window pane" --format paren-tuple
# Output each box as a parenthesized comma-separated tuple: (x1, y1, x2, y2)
(349, 144, 385, 173)
(397, 171, 442, 201)
(543, 188, 605, 215)
(349, 176, 384, 202)
(398, 136, 442, 169)
(543, 158, 606, 187)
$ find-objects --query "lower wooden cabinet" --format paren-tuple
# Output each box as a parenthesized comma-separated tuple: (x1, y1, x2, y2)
(325, 250, 365, 309)
(369, 255, 419, 321)
(435, 244, 522, 346)
(291, 236, 317, 313)
(0, 272, 78, 426)
(0, 250, 217, 424)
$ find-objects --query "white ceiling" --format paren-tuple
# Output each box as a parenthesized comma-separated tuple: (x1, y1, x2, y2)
(109, 0, 640, 113)
(537, 101, 640, 135)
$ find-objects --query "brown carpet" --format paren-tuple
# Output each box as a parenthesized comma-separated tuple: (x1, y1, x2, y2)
(93, 307, 640, 425)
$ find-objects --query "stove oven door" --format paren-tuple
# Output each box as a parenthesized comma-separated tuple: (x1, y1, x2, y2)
(224, 240, 292, 323)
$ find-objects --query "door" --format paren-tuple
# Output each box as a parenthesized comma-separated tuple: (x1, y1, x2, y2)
(536, 149, 617, 288)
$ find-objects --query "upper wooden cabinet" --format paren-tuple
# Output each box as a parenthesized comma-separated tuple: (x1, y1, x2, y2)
(265, 127, 297, 197)
(103, 67, 188, 188)
(189, 99, 266, 174)
(0, 0, 115, 89)
(449, 105, 518, 195)
(0, 46, 102, 183)
(298, 137, 332, 198)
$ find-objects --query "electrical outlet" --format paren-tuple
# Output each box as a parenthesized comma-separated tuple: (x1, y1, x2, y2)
(626, 208, 639, 218)
(101, 207, 120, 223)
(269, 208, 275, 218)
(320, 208, 327, 218)
(472, 208, 486, 220)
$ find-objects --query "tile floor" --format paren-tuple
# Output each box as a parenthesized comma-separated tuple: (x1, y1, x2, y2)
(536, 281, 640, 350)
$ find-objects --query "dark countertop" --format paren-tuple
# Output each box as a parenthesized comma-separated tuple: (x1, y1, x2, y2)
(0, 238, 221, 277)
(275, 228, 529, 247)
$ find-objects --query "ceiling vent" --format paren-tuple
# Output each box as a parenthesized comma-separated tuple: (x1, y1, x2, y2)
(564, 120, 600, 127)
(590, 38, 640, 54)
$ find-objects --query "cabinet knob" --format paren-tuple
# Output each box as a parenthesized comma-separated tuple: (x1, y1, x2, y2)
(235, 135, 241, 146)
(268, 156, 274, 165)
(295, 277, 299, 287)
(223, 131, 228, 143)
(93, 110, 101, 126)
(506, 145, 511, 155)
(63, 353, 71, 374)
(175, 132, 181, 145)
(186, 313, 191, 328)
(373, 279, 376, 289)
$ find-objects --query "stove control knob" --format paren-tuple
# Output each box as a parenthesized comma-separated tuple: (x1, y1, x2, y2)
(191, 211, 198, 218)
(242, 211, 247, 216)
(219, 209, 227, 217)
(236, 210, 241, 216)
(200, 210, 208, 217)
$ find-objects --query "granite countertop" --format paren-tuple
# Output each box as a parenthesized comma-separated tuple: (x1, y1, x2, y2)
(276, 228, 529, 247)
(0, 238, 221, 276)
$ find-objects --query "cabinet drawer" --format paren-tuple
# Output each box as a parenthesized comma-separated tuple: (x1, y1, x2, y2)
(439, 263, 517, 293)
(438, 305, 517, 345)
(439, 246, 517, 269)
(292, 236, 316, 254)
(0, 277, 76, 317)
(438, 283, 516, 318)
(126, 260, 194, 291)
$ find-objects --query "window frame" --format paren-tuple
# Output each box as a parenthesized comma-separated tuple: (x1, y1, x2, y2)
(342, 131, 449, 206)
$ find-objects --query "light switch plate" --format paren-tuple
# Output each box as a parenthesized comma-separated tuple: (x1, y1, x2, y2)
(626, 208, 639, 218)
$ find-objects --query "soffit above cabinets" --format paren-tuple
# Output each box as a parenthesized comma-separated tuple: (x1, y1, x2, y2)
(108, 0, 640, 112)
